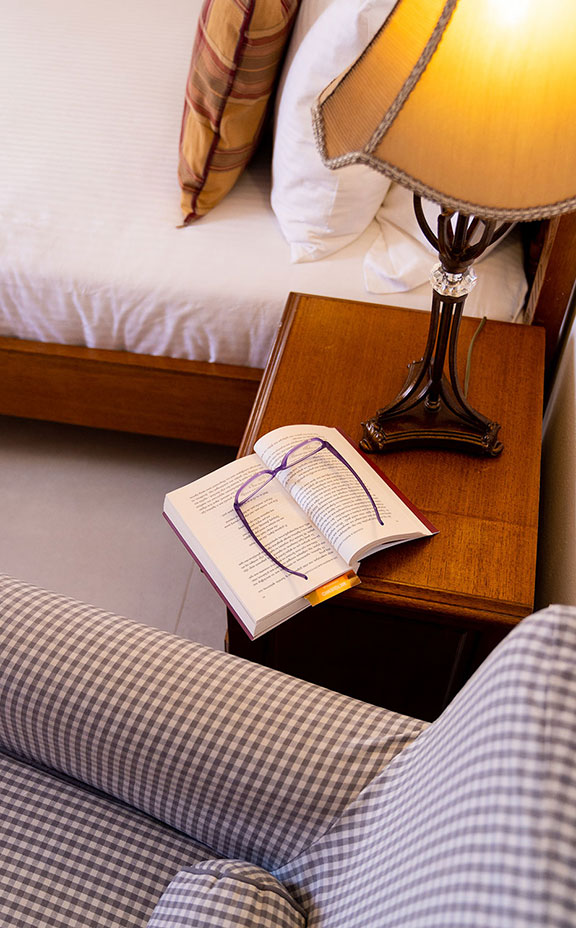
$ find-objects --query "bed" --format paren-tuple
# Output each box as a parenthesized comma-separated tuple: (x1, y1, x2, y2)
(2, 0, 575, 447)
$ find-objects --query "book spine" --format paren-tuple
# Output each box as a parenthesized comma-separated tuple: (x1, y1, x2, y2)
(162, 512, 256, 640)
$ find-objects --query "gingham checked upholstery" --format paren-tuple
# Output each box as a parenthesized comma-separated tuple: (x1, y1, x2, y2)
(0, 751, 214, 928)
(147, 860, 306, 928)
(276, 603, 576, 927)
(3, 574, 576, 928)
(0, 574, 425, 926)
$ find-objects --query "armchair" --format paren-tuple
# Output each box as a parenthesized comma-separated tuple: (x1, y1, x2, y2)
(1, 574, 575, 927)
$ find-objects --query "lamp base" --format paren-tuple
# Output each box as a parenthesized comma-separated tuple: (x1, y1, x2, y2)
(360, 361, 503, 456)
(359, 200, 509, 459)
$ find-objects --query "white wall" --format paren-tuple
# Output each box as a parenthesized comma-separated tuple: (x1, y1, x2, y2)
(536, 314, 576, 608)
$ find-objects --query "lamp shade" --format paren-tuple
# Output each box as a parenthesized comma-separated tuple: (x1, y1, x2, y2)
(313, 0, 576, 220)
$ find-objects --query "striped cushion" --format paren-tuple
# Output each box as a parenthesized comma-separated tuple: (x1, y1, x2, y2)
(147, 860, 306, 928)
(0, 751, 213, 928)
(179, 0, 300, 223)
(277, 604, 576, 927)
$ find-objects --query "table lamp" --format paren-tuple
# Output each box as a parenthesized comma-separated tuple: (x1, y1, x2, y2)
(313, 0, 576, 456)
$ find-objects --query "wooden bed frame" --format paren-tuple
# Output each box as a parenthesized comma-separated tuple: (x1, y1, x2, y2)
(1, 214, 574, 448)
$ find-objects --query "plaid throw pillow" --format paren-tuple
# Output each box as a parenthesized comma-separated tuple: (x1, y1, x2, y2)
(179, 0, 300, 223)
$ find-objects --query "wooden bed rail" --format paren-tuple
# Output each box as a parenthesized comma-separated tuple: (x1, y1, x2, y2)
(0, 338, 262, 447)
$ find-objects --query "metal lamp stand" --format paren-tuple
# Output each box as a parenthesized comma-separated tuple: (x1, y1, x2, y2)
(360, 197, 511, 457)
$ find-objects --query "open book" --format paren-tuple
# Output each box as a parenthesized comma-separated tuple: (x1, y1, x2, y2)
(163, 424, 437, 639)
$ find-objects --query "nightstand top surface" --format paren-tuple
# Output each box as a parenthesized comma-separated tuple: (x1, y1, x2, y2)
(240, 293, 545, 624)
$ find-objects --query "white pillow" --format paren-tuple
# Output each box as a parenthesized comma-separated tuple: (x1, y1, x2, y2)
(271, 0, 395, 263)
(364, 183, 518, 293)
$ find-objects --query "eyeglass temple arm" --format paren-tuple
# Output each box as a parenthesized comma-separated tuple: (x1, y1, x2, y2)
(326, 443, 384, 526)
(233, 503, 309, 580)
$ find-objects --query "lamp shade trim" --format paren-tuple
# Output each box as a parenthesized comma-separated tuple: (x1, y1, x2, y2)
(312, 0, 576, 221)
(366, 0, 457, 157)
(310, 130, 576, 221)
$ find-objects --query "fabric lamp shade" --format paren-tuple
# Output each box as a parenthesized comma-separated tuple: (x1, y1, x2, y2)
(313, 0, 576, 220)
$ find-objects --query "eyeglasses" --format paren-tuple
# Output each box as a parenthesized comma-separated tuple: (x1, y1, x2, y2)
(233, 437, 384, 580)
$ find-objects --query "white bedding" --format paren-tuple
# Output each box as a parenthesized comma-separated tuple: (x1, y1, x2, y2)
(0, 0, 528, 371)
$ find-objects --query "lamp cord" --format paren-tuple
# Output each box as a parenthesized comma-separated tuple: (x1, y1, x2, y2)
(464, 317, 487, 397)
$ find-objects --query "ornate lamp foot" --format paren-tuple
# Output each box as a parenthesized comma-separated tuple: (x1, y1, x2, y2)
(360, 328, 503, 457)
(359, 200, 509, 458)
(360, 395, 503, 456)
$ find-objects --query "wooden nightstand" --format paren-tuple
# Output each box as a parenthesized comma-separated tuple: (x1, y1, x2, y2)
(227, 293, 545, 720)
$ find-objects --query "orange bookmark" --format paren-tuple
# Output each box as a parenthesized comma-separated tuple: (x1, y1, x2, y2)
(305, 570, 361, 606)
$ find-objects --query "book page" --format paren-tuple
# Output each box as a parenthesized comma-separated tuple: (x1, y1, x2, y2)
(164, 454, 350, 624)
(254, 424, 433, 565)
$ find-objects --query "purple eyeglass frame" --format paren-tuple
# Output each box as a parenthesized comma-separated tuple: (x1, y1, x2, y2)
(233, 437, 384, 580)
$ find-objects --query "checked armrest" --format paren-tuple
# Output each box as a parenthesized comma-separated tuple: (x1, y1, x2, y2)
(0, 575, 426, 870)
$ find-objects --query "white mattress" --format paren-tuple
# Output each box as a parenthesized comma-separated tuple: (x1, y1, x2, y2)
(0, 0, 528, 371)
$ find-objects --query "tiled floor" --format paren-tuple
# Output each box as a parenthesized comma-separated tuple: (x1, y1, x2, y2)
(0, 415, 236, 649)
